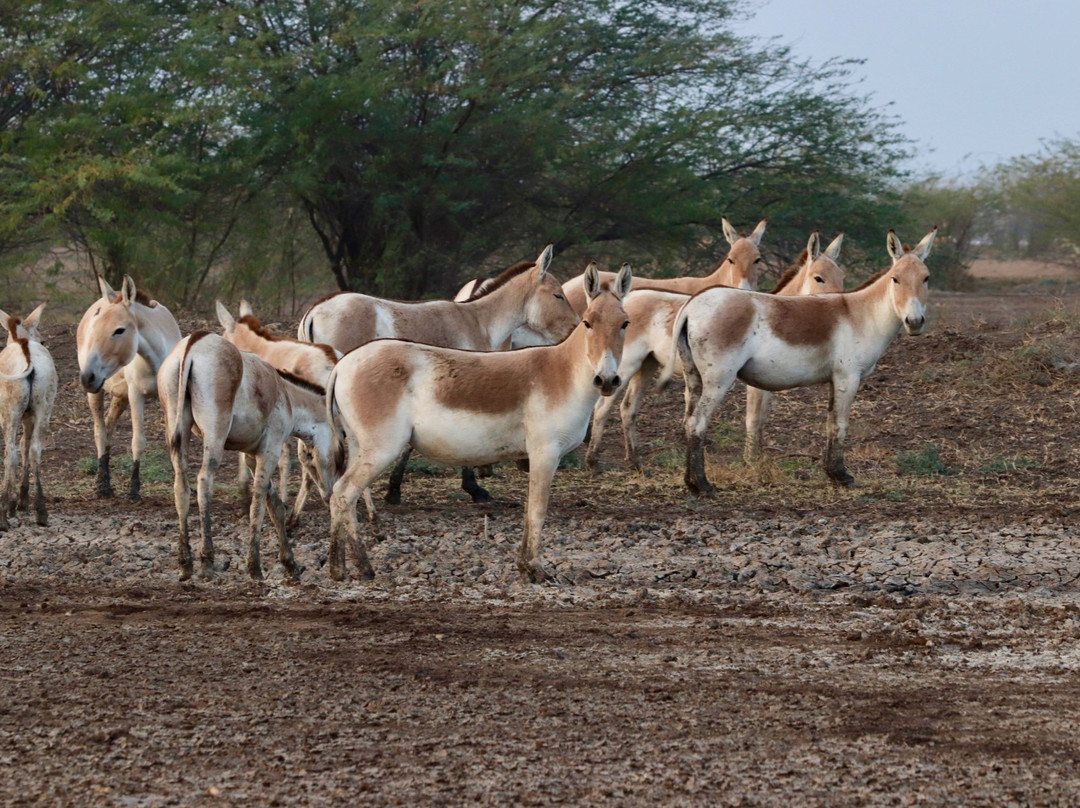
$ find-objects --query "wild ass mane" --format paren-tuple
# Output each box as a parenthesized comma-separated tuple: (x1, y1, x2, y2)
(465, 260, 536, 301)
(238, 313, 339, 366)
(769, 249, 810, 294)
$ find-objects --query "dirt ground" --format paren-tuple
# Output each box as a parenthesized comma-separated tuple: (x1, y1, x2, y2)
(4, 277, 1080, 806)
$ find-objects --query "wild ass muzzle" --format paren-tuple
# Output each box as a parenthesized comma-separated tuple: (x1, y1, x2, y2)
(298, 245, 579, 506)
(562, 218, 766, 314)
(326, 262, 632, 584)
(217, 299, 340, 526)
(665, 228, 935, 496)
(0, 304, 58, 530)
(76, 275, 181, 500)
(157, 332, 339, 582)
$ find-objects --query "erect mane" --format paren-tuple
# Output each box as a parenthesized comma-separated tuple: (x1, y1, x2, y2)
(769, 248, 809, 294)
(238, 313, 338, 365)
(849, 268, 889, 292)
(277, 369, 326, 397)
(465, 259, 536, 302)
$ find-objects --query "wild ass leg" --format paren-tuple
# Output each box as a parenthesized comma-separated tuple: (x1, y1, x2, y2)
(88, 390, 126, 498)
(460, 467, 491, 502)
(22, 414, 48, 526)
(824, 378, 860, 487)
(517, 451, 559, 584)
(384, 446, 411, 505)
(195, 443, 224, 579)
(237, 453, 252, 503)
(126, 388, 147, 501)
(0, 418, 18, 530)
(288, 441, 320, 529)
(167, 419, 195, 581)
(682, 370, 737, 499)
(329, 459, 381, 582)
(585, 387, 620, 473)
(619, 363, 653, 474)
(17, 428, 29, 512)
(246, 452, 299, 580)
(744, 387, 774, 464)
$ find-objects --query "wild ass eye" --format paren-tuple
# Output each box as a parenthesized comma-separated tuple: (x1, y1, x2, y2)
(814, 276, 824, 284)
(554, 293, 565, 301)
(754, 257, 763, 264)
(582, 320, 592, 329)
(112, 326, 127, 337)
(621, 320, 630, 330)
(892, 277, 899, 284)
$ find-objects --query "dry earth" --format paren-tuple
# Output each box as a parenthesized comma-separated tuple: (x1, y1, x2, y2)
(4, 279, 1080, 805)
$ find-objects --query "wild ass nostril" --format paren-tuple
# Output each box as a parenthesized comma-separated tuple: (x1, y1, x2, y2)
(611, 375, 621, 389)
(593, 374, 603, 388)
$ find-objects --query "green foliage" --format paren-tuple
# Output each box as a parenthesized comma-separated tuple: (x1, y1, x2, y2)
(896, 443, 951, 477)
(978, 456, 1038, 474)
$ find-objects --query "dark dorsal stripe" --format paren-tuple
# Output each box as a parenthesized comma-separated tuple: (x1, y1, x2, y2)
(465, 259, 536, 302)
(238, 313, 338, 365)
(277, 369, 326, 397)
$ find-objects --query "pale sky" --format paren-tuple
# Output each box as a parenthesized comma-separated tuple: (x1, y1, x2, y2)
(735, 0, 1080, 177)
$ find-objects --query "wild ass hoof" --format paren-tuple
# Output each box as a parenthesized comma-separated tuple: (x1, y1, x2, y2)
(517, 559, 556, 584)
(383, 487, 402, 506)
(684, 474, 716, 498)
(829, 472, 856, 488)
(467, 486, 492, 504)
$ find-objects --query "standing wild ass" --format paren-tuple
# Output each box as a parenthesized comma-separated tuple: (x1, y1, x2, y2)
(298, 245, 579, 505)
(562, 218, 766, 314)
(158, 332, 339, 581)
(217, 300, 340, 525)
(0, 304, 57, 529)
(77, 276, 181, 499)
(665, 228, 935, 496)
(585, 231, 845, 472)
(326, 263, 632, 584)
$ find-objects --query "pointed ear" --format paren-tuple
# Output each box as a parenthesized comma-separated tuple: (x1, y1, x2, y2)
(806, 232, 822, 263)
(914, 227, 937, 261)
(23, 302, 46, 341)
(120, 275, 138, 308)
(534, 244, 553, 281)
(887, 231, 904, 265)
(749, 219, 767, 246)
(824, 233, 844, 262)
(97, 275, 115, 302)
(0, 308, 11, 337)
(583, 262, 601, 302)
(613, 263, 632, 300)
(215, 300, 236, 334)
(239, 299, 254, 318)
(721, 217, 739, 246)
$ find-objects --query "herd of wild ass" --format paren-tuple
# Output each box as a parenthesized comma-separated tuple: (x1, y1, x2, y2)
(0, 219, 937, 584)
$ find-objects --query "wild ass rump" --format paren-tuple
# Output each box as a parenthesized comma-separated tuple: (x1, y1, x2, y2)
(157, 332, 339, 582)
(326, 263, 633, 585)
(667, 228, 936, 496)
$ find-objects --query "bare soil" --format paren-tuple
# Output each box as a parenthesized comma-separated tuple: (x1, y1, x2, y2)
(4, 286, 1080, 806)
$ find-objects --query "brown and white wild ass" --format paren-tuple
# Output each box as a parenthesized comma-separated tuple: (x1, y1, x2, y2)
(77, 276, 181, 499)
(326, 262, 633, 584)
(584, 231, 845, 473)
(157, 332, 339, 581)
(299, 245, 580, 505)
(562, 218, 767, 314)
(217, 300, 340, 525)
(665, 228, 935, 496)
(0, 304, 57, 529)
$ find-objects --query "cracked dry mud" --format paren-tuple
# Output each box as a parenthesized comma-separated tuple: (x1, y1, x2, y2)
(3, 289, 1080, 806)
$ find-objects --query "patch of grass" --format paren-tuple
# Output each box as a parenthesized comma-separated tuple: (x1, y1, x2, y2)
(405, 455, 446, 475)
(558, 451, 583, 471)
(78, 447, 173, 483)
(896, 443, 951, 477)
(709, 421, 743, 450)
(978, 455, 1038, 474)
(652, 448, 684, 469)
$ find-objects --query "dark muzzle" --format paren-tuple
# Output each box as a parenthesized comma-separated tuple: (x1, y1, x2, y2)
(594, 374, 621, 396)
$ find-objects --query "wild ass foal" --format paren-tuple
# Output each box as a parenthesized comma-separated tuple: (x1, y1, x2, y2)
(298, 245, 579, 504)
(0, 304, 57, 529)
(327, 263, 633, 584)
(77, 276, 181, 499)
(667, 228, 935, 496)
(158, 332, 338, 581)
(562, 217, 766, 314)
(217, 300, 339, 525)
(585, 231, 844, 473)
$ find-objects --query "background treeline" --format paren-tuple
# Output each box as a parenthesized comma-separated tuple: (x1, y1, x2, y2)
(1, 0, 1072, 316)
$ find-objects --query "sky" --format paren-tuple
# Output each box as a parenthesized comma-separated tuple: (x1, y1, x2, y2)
(733, 0, 1080, 178)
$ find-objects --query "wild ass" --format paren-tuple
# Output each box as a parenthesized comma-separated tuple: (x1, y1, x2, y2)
(76, 276, 181, 499)
(326, 263, 632, 584)
(157, 332, 339, 582)
(0, 304, 57, 529)
(665, 228, 935, 496)
(585, 232, 845, 472)
(217, 300, 340, 525)
(562, 218, 766, 314)
(299, 245, 579, 505)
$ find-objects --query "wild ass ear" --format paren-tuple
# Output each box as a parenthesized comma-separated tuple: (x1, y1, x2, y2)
(22, 302, 46, 342)
(120, 275, 138, 308)
(215, 300, 236, 335)
(0, 308, 11, 339)
(239, 299, 254, 318)
(534, 244, 554, 281)
(97, 275, 115, 302)
(749, 219, 767, 246)
(613, 263, 633, 300)
(721, 217, 739, 246)
(913, 227, 937, 261)
(886, 230, 905, 265)
(583, 262, 602, 302)
(824, 233, 844, 262)
(806, 232, 822, 263)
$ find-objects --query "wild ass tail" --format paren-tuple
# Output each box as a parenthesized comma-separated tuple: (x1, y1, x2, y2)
(0, 318, 34, 383)
(324, 364, 345, 472)
(170, 333, 201, 454)
(656, 298, 693, 391)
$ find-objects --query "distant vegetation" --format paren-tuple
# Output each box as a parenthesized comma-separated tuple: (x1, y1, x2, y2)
(2, 1, 1074, 313)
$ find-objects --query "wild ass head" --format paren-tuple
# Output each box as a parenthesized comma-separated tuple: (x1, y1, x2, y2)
(886, 228, 936, 336)
(77, 275, 145, 392)
(805, 232, 846, 293)
(520, 244, 580, 343)
(581, 261, 632, 396)
(721, 218, 768, 290)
